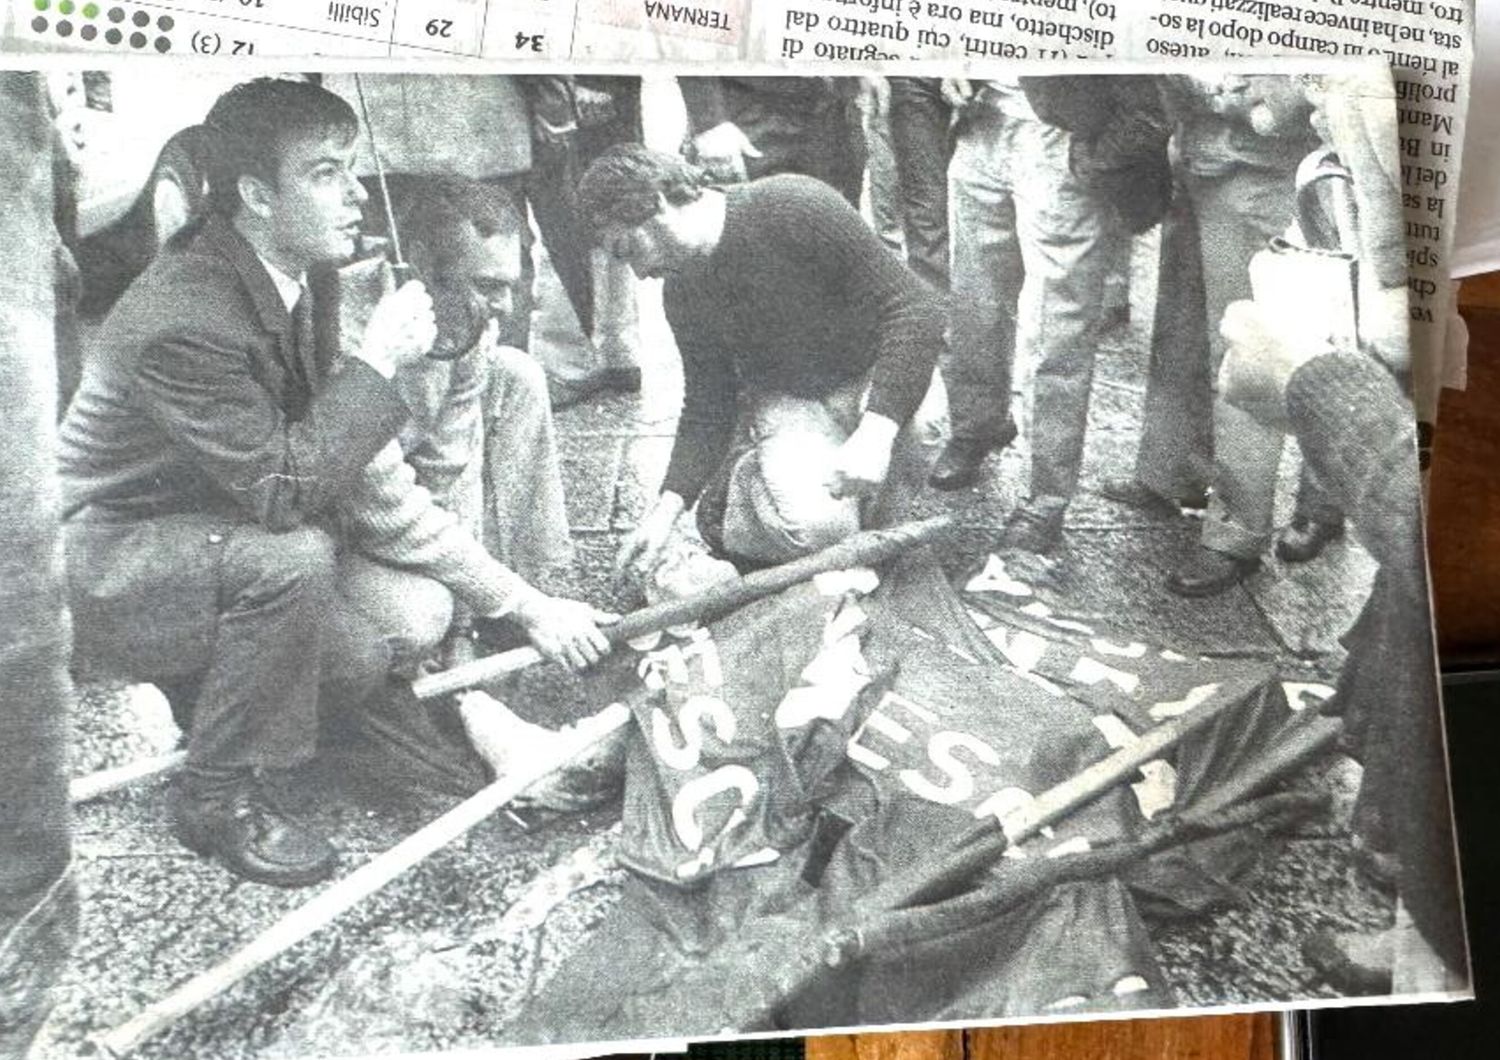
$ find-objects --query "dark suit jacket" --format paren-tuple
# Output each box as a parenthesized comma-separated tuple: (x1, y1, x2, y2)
(58, 216, 407, 531)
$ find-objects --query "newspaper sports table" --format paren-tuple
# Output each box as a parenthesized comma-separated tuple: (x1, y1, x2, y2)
(8, 0, 580, 58)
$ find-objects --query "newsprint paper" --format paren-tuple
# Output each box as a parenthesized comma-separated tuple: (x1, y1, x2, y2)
(0, 55, 1469, 1059)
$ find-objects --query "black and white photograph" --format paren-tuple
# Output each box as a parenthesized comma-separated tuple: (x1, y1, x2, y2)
(0, 59, 1469, 1058)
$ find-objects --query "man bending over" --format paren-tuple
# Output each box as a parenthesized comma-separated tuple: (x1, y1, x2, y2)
(577, 145, 942, 581)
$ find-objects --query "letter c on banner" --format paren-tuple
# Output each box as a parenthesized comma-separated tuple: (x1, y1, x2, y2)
(672, 765, 760, 851)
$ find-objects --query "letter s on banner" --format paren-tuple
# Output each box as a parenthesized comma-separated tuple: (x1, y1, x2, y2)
(651, 694, 738, 771)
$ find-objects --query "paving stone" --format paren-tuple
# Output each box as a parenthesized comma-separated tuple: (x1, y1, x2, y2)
(557, 433, 626, 533)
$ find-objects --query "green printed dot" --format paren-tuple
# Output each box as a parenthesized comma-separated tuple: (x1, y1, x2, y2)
(59, 1, 73, 15)
(84, 3, 99, 17)
(34, 1, 50, 13)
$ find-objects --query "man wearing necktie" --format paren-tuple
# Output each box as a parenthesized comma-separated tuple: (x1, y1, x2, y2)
(56, 79, 611, 889)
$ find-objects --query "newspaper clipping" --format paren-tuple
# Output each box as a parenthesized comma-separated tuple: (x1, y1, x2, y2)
(0, 56, 1470, 1059)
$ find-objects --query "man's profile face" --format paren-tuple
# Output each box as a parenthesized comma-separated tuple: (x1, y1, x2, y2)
(445, 228, 522, 326)
(599, 204, 690, 281)
(424, 223, 522, 357)
(262, 128, 368, 271)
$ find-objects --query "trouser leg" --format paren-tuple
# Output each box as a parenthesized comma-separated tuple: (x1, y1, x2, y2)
(720, 390, 862, 563)
(493, 175, 537, 352)
(1101, 227, 1132, 318)
(188, 523, 340, 770)
(1012, 122, 1109, 520)
(1, 68, 76, 1053)
(332, 554, 453, 678)
(526, 146, 595, 338)
(946, 114, 1023, 443)
(66, 516, 341, 771)
(478, 344, 574, 579)
(1135, 188, 1213, 500)
(736, 96, 867, 208)
(1190, 167, 1297, 558)
(859, 78, 905, 254)
(888, 77, 953, 292)
(591, 248, 642, 370)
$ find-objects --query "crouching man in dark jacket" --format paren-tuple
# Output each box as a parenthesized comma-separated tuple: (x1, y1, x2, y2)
(56, 79, 610, 888)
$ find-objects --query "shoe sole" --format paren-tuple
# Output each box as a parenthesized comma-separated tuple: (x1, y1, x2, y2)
(1275, 530, 1345, 564)
(1165, 564, 1259, 599)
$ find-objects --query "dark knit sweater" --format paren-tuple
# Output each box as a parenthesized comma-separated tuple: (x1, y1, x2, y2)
(660, 175, 942, 503)
(1285, 352, 1416, 567)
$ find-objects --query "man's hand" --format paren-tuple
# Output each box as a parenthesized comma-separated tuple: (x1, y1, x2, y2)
(691, 122, 762, 184)
(512, 591, 619, 672)
(826, 413, 898, 500)
(614, 492, 685, 589)
(940, 78, 977, 110)
(355, 280, 437, 378)
(1217, 300, 1332, 430)
(574, 86, 618, 129)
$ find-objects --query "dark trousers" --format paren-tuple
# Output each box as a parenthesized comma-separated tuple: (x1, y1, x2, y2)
(887, 77, 953, 292)
(64, 515, 443, 772)
(1133, 187, 1213, 500)
(496, 163, 594, 350)
(731, 90, 867, 208)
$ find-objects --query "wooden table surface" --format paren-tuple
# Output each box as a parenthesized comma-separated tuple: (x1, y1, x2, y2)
(793, 276, 1500, 1060)
(1430, 274, 1500, 662)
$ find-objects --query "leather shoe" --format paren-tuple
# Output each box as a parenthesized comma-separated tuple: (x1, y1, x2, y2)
(171, 769, 337, 888)
(548, 366, 642, 410)
(1099, 477, 1208, 517)
(1166, 546, 1260, 598)
(998, 504, 1064, 555)
(928, 423, 1019, 491)
(1275, 516, 1345, 563)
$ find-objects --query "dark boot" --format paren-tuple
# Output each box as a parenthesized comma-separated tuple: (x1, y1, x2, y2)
(1166, 546, 1261, 598)
(170, 766, 337, 888)
(998, 503, 1065, 556)
(547, 366, 642, 410)
(928, 422, 1019, 491)
(1276, 516, 1346, 563)
(1099, 477, 1208, 518)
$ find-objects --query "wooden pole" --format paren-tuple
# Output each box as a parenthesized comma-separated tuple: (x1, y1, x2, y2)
(888, 666, 1272, 912)
(92, 703, 632, 1059)
(70, 751, 187, 805)
(414, 514, 954, 700)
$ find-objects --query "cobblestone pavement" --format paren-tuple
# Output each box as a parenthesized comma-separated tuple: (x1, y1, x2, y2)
(35, 240, 1391, 1058)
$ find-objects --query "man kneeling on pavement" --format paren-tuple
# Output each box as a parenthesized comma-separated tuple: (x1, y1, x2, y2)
(576, 145, 943, 582)
(58, 79, 613, 888)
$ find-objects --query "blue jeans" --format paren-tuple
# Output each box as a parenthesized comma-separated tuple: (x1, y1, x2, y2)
(947, 104, 1111, 520)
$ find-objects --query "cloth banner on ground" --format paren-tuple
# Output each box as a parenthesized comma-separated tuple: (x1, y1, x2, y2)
(513, 550, 1283, 1042)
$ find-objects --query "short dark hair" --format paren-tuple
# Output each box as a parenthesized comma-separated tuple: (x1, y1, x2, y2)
(201, 78, 358, 219)
(394, 176, 523, 281)
(576, 144, 707, 235)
